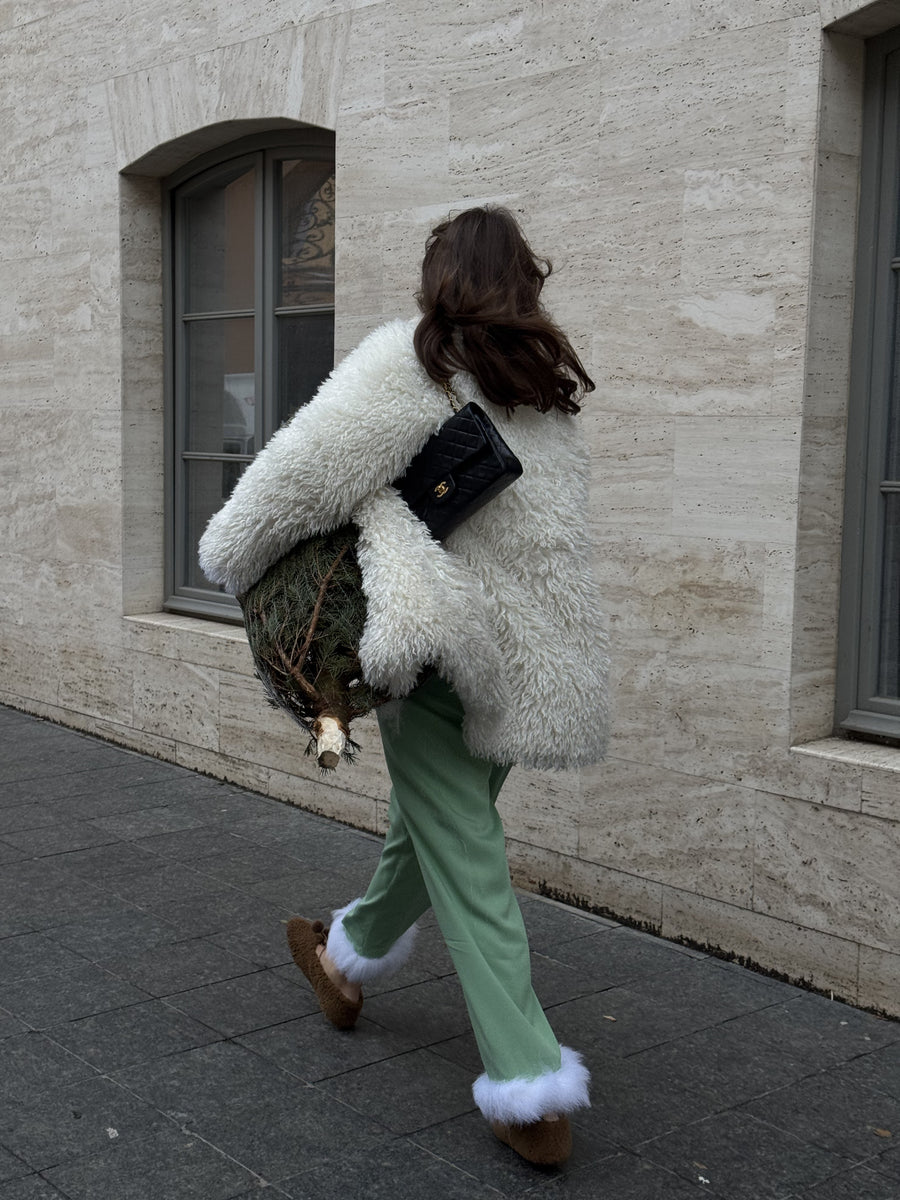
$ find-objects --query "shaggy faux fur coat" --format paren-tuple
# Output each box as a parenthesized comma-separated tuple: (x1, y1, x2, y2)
(198, 318, 609, 770)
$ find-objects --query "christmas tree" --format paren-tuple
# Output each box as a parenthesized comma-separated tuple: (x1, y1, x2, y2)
(238, 526, 387, 769)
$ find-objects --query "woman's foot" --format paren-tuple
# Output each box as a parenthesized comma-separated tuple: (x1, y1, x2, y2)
(316, 942, 362, 1005)
(285, 917, 363, 1029)
(491, 1114, 572, 1165)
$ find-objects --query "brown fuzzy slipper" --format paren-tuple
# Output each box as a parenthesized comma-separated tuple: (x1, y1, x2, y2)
(491, 1115, 572, 1166)
(286, 917, 363, 1030)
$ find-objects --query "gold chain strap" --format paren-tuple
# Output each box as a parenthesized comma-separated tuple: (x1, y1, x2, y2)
(440, 379, 461, 414)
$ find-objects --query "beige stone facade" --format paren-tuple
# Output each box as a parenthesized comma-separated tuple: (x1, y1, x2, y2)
(2, 0, 898, 1015)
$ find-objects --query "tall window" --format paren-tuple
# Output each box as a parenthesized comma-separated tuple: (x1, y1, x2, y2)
(838, 29, 900, 740)
(163, 130, 335, 619)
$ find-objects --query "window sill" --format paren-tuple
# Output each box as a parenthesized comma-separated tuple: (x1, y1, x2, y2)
(124, 611, 247, 640)
(791, 736, 900, 773)
(122, 611, 251, 673)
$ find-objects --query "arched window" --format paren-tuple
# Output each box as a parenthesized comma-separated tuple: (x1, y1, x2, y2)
(838, 30, 900, 740)
(163, 129, 335, 618)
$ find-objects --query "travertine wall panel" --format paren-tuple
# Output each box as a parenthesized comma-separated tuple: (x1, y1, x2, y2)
(385, 0, 527, 100)
(506, 839, 666, 931)
(754, 794, 900, 955)
(57, 648, 135, 728)
(858, 946, 900, 1014)
(663, 656, 792, 776)
(449, 67, 602, 202)
(696, 0, 818, 32)
(0, 334, 54, 408)
(587, 416, 676, 534)
(497, 769, 582, 860)
(862, 767, 900, 821)
(672, 418, 800, 542)
(0, 182, 52, 260)
(1, 0, 898, 1016)
(576, 763, 756, 906)
(132, 655, 220, 751)
(660, 888, 861, 1001)
(525, 0, 693, 63)
(215, 0, 372, 43)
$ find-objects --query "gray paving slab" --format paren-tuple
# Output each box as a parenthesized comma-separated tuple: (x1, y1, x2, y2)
(42, 1124, 262, 1200)
(874, 1143, 900, 1181)
(629, 1013, 819, 1108)
(0, 1147, 29, 1185)
(142, 885, 291, 939)
(315, 1046, 478, 1135)
(527, 1151, 712, 1198)
(0, 806, 56, 835)
(0, 1177, 71, 1200)
(361, 973, 472, 1045)
(278, 1137, 507, 1199)
(132, 826, 254, 862)
(0, 871, 133, 930)
(1, 820, 119, 858)
(45, 841, 165, 880)
(207, 915, 297, 968)
(795, 1164, 900, 1198)
(517, 894, 619, 952)
(411, 1107, 618, 1196)
(100, 938, 260, 996)
(740, 1069, 900, 1163)
(0, 1075, 172, 1172)
(45, 909, 184, 960)
(0, 1011, 28, 1041)
(162, 966, 318, 1036)
(188, 840, 315, 886)
(831, 1040, 900, 1101)
(97, 861, 228, 907)
(247, 864, 370, 913)
(238, 1010, 419, 1082)
(47, 999, 221, 1073)
(1, 702, 898, 1200)
(0, 962, 152, 1030)
(114, 1041, 391, 1180)
(0, 933, 90, 983)
(638, 1109, 854, 1199)
(0, 1032, 98, 1105)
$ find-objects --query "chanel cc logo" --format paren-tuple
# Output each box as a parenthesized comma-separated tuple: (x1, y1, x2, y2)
(434, 481, 450, 498)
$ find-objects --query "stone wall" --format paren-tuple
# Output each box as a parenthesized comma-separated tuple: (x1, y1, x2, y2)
(1, 0, 898, 1016)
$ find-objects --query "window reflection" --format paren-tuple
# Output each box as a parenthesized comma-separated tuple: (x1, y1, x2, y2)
(186, 318, 255, 454)
(280, 161, 335, 308)
(185, 166, 255, 314)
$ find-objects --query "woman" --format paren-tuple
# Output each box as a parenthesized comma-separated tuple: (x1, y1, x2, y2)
(198, 206, 609, 1166)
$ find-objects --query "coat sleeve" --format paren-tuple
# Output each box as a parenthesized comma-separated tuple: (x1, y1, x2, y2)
(197, 320, 442, 596)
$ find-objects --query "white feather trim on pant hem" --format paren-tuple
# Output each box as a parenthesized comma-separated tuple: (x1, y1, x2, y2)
(327, 899, 418, 984)
(472, 1046, 590, 1123)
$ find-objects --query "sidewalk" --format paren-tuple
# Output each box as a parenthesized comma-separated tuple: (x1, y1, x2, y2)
(0, 702, 897, 1200)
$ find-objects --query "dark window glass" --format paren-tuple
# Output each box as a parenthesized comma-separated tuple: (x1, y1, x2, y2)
(185, 165, 255, 313)
(838, 32, 900, 739)
(277, 312, 334, 428)
(186, 318, 255, 454)
(165, 133, 335, 619)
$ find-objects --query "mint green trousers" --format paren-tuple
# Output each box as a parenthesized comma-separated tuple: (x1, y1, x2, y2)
(341, 672, 563, 1086)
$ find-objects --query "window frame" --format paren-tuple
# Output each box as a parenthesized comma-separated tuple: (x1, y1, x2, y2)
(837, 26, 900, 739)
(162, 128, 335, 622)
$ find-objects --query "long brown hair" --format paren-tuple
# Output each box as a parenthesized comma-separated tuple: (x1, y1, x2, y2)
(413, 206, 594, 414)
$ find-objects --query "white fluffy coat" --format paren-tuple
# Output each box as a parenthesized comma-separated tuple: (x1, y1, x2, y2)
(198, 319, 609, 769)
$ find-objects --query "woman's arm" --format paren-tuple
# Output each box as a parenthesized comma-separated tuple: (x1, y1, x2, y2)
(198, 319, 442, 596)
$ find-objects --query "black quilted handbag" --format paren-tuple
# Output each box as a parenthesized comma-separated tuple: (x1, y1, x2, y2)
(395, 381, 523, 541)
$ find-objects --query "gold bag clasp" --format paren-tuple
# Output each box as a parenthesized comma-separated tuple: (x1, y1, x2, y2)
(433, 481, 450, 499)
